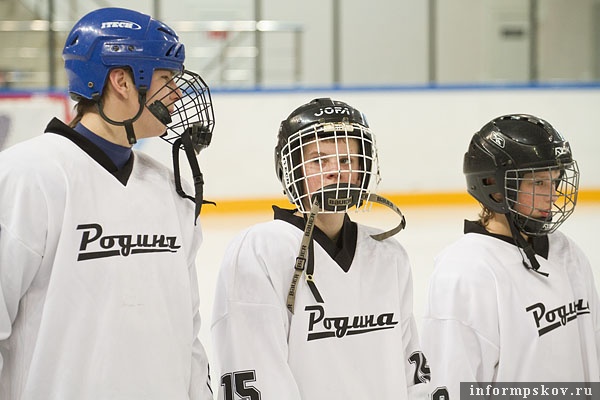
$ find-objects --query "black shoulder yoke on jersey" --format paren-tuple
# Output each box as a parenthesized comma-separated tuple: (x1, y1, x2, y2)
(273, 206, 357, 272)
(44, 118, 134, 185)
(464, 219, 549, 259)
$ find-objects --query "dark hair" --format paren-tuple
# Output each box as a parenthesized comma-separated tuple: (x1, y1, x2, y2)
(478, 205, 495, 227)
(68, 99, 96, 128)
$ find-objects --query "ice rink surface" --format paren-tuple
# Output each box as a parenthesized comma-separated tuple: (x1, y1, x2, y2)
(195, 202, 600, 373)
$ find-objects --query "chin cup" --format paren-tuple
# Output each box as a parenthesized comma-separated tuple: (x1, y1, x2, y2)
(148, 100, 172, 125)
(313, 184, 362, 212)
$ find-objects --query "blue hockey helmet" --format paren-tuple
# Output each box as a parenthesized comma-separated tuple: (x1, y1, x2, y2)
(63, 7, 185, 101)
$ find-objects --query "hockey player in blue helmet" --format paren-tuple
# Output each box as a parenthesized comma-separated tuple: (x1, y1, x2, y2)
(63, 6, 215, 218)
(0, 8, 214, 399)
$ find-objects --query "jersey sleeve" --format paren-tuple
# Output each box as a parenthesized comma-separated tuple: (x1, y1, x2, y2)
(404, 317, 433, 400)
(0, 160, 47, 381)
(590, 277, 600, 378)
(211, 229, 302, 400)
(593, 282, 600, 371)
(0, 228, 43, 333)
(420, 251, 500, 400)
(578, 243, 600, 374)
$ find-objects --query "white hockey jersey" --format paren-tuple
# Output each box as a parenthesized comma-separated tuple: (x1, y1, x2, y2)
(211, 207, 429, 400)
(0, 119, 212, 400)
(421, 220, 600, 399)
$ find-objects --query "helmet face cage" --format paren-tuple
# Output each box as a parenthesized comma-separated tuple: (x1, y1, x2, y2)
(149, 70, 215, 149)
(505, 162, 579, 236)
(279, 121, 380, 213)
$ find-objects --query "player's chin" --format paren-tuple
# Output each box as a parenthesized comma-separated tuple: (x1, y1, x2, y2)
(137, 128, 168, 140)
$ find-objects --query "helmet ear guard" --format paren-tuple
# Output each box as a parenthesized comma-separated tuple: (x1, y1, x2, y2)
(464, 134, 513, 215)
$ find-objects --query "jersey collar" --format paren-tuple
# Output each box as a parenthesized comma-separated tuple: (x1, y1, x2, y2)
(464, 219, 549, 259)
(44, 118, 134, 185)
(273, 206, 357, 272)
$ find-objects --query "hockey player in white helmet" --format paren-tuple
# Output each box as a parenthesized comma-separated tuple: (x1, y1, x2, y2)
(0, 7, 214, 400)
(421, 114, 600, 399)
(211, 98, 430, 399)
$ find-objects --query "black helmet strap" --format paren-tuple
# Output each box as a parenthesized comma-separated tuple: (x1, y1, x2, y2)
(172, 126, 215, 224)
(95, 90, 148, 145)
(507, 216, 548, 277)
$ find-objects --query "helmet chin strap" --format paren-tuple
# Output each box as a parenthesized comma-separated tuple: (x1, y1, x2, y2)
(316, 184, 407, 240)
(507, 215, 548, 277)
(286, 184, 407, 313)
(287, 195, 322, 314)
(171, 124, 215, 224)
(95, 91, 147, 145)
(361, 193, 407, 240)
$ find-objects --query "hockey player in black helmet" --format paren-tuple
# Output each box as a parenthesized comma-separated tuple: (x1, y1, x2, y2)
(421, 114, 600, 399)
(211, 98, 430, 399)
(464, 114, 579, 272)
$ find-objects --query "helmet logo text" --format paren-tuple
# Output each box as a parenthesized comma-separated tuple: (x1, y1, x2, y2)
(490, 131, 505, 148)
(314, 106, 351, 117)
(327, 197, 352, 207)
(101, 21, 142, 30)
(554, 146, 570, 157)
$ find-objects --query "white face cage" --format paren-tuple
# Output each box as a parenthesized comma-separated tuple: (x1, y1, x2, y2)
(280, 121, 380, 214)
(505, 161, 579, 236)
(147, 70, 215, 150)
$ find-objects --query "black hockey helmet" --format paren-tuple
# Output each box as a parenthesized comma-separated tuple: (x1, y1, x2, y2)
(274, 98, 379, 213)
(464, 114, 579, 236)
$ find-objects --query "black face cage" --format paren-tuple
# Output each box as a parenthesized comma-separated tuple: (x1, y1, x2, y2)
(280, 121, 380, 214)
(144, 69, 215, 222)
(147, 70, 215, 152)
(504, 161, 579, 236)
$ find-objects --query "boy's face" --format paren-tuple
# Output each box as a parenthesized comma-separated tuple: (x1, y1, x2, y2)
(301, 136, 361, 203)
(137, 69, 182, 139)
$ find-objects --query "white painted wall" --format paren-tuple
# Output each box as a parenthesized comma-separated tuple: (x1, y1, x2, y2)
(2, 87, 598, 201)
(137, 87, 600, 200)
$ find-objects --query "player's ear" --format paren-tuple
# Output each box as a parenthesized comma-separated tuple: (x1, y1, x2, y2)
(106, 68, 134, 99)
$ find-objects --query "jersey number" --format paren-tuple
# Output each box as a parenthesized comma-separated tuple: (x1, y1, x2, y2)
(221, 370, 261, 400)
(432, 386, 450, 400)
(408, 351, 431, 384)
